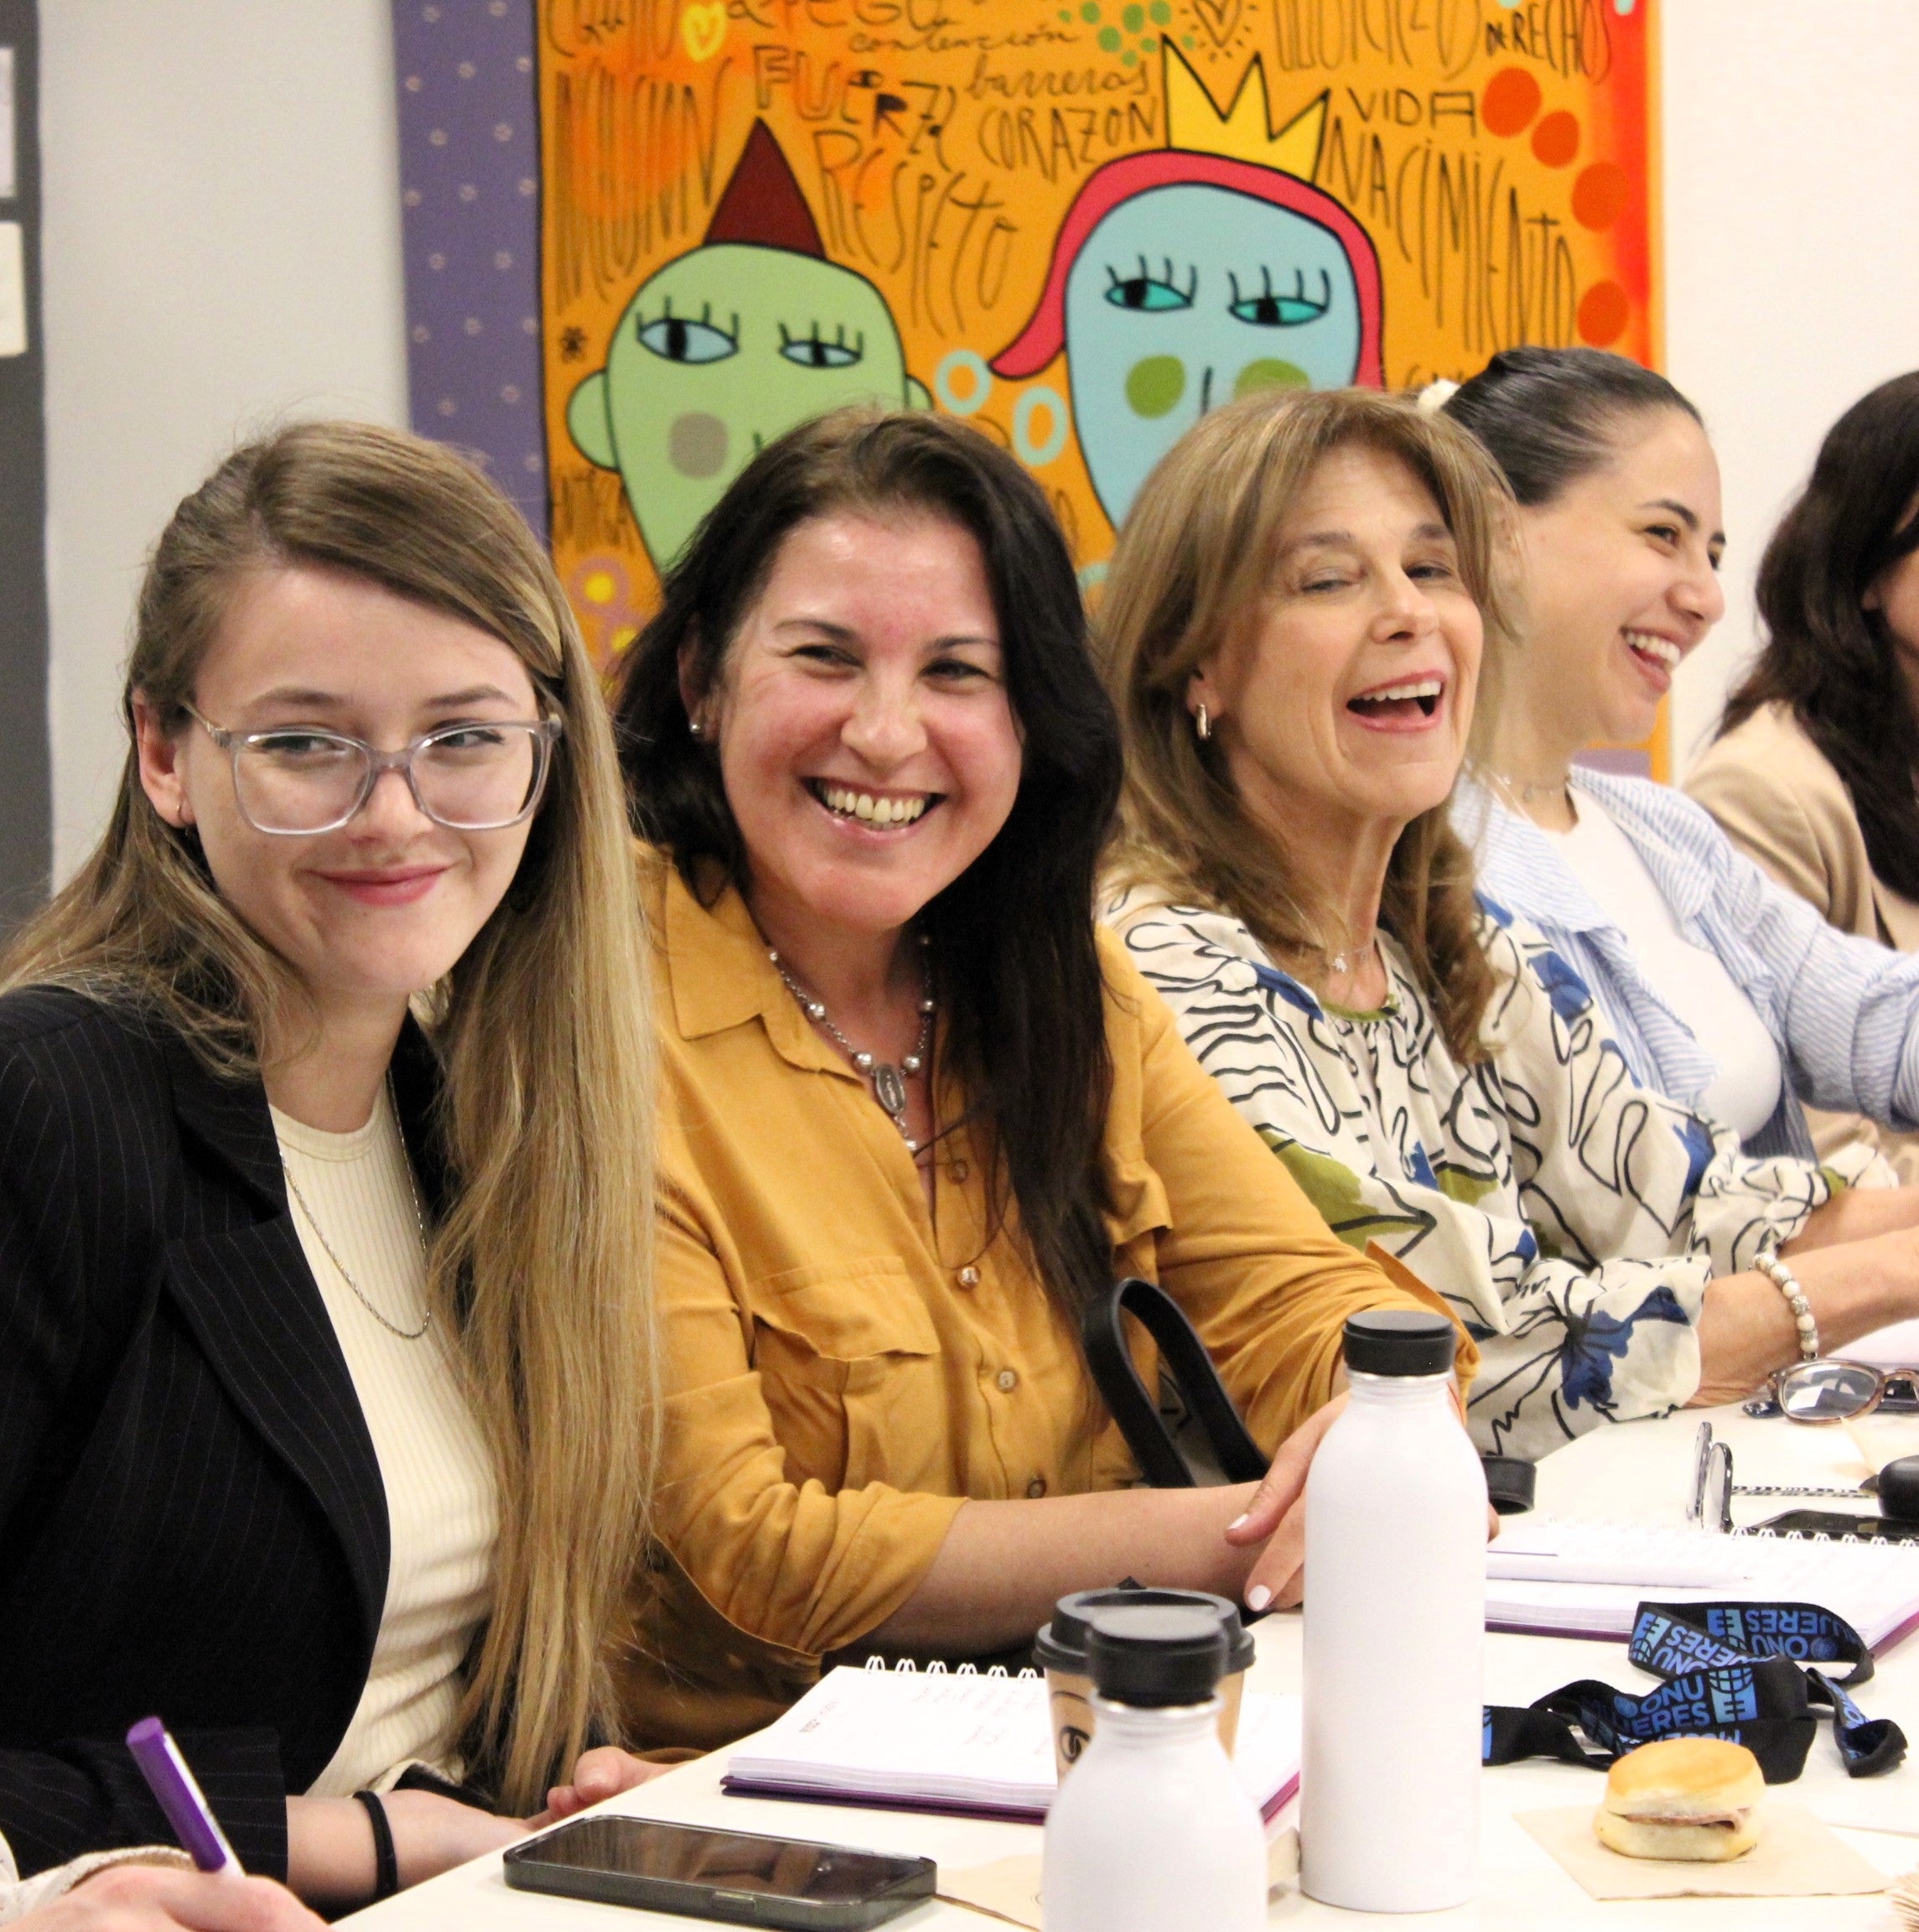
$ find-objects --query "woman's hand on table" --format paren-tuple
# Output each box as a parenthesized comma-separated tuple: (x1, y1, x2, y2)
(284, 1791, 526, 1909)
(32, 1866, 325, 1929)
(529, 1747, 675, 1826)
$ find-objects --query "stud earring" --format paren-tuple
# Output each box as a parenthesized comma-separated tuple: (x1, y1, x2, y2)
(687, 717, 703, 740)
(1195, 703, 1211, 741)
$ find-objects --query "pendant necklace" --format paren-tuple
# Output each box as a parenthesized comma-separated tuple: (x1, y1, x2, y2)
(769, 937, 936, 1151)
(1321, 935, 1378, 977)
(1491, 768, 1574, 812)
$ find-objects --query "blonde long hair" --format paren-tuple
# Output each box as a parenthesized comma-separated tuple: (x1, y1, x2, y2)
(1101, 387, 1519, 1062)
(3, 421, 657, 1809)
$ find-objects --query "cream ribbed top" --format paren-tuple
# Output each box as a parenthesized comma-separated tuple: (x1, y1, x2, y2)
(271, 1089, 498, 1797)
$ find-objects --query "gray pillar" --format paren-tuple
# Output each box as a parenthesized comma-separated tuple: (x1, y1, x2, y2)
(0, 3, 50, 926)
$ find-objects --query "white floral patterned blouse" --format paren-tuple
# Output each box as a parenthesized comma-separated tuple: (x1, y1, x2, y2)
(1105, 889, 1880, 1461)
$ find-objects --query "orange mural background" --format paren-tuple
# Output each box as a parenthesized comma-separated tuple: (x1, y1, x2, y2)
(538, 0, 1660, 703)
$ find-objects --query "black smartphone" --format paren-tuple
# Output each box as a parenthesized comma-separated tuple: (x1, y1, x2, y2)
(502, 1816, 936, 1929)
(1750, 1509, 1919, 1543)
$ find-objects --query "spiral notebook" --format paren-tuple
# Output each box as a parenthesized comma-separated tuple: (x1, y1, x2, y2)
(1487, 1519, 1919, 1649)
(724, 1664, 1302, 1823)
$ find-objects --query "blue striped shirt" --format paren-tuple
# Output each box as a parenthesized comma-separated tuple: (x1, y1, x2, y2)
(1457, 769, 1919, 1161)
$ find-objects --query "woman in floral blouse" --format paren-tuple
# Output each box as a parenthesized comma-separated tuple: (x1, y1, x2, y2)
(1099, 387, 1919, 1460)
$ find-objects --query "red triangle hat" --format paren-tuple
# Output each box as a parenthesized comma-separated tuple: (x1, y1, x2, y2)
(704, 121, 826, 257)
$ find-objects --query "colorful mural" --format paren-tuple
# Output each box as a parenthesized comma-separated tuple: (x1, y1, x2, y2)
(398, 1, 1659, 662)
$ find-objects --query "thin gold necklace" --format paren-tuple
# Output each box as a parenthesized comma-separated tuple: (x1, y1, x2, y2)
(280, 1077, 433, 1341)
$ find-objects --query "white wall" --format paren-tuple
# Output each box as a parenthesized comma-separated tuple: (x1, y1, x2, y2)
(1663, 2, 1919, 773)
(39, 1, 407, 879)
(32, 4, 1919, 865)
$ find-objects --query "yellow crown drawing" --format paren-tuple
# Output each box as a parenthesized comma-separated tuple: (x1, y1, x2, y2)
(1163, 39, 1328, 179)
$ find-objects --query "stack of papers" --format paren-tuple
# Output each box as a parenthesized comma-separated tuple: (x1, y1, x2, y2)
(724, 1665, 1301, 1822)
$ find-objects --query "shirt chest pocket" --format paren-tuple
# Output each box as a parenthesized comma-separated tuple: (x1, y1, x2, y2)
(745, 1259, 945, 1493)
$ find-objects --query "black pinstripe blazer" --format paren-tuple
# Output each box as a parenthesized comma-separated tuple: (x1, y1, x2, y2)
(0, 986, 449, 1881)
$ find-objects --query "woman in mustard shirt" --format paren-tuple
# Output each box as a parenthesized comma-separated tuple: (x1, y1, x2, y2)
(612, 408, 1476, 1748)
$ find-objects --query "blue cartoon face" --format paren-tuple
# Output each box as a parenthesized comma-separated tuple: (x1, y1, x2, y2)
(1063, 182, 1366, 527)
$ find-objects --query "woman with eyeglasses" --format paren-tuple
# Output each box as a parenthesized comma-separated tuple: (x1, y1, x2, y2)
(0, 423, 664, 1910)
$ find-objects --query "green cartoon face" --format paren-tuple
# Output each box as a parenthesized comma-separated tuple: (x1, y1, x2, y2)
(568, 244, 928, 570)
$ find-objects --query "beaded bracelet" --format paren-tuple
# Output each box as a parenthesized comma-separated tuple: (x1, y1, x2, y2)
(1757, 1249, 1820, 1362)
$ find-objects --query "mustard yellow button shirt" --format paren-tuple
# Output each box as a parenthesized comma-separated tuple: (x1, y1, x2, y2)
(621, 850, 1474, 1748)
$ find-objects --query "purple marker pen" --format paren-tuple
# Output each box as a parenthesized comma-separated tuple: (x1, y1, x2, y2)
(125, 1718, 244, 1876)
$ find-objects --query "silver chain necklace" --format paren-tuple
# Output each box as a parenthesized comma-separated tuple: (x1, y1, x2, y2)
(1319, 935, 1378, 978)
(280, 1077, 433, 1341)
(768, 938, 936, 1151)
(1491, 768, 1574, 810)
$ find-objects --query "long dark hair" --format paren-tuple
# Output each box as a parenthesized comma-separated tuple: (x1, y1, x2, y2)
(617, 408, 1123, 1325)
(1443, 345, 1701, 506)
(1719, 373, 1919, 901)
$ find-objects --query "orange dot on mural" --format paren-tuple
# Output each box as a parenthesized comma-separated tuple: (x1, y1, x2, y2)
(1481, 67, 1543, 138)
(1531, 110, 1579, 168)
(1578, 280, 1631, 347)
(1573, 161, 1631, 231)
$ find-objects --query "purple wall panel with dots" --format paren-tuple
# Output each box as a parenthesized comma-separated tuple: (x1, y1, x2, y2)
(390, 0, 547, 536)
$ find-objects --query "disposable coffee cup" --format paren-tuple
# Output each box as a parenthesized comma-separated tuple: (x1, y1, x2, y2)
(1034, 1585, 1253, 1779)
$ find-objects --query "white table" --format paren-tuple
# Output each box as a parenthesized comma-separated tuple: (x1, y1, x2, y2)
(345, 1405, 1919, 1928)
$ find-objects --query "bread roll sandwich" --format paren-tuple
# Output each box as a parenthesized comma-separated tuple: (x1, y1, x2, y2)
(1594, 1737, 1764, 1861)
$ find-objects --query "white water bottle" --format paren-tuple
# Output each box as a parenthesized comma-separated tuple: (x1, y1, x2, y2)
(1301, 1310, 1486, 1911)
(1043, 1603, 1266, 1932)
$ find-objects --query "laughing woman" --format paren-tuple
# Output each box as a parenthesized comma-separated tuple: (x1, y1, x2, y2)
(1443, 348, 1919, 1170)
(614, 408, 1476, 1749)
(0, 424, 661, 1910)
(1100, 387, 1919, 1460)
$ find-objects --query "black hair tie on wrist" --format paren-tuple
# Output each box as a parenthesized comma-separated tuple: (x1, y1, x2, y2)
(353, 1789, 400, 1902)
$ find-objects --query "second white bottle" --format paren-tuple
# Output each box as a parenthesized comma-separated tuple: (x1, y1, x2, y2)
(1300, 1308, 1486, 1912)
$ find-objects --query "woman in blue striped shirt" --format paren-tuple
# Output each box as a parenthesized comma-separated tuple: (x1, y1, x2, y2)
(1444, 349, 1919, 1167)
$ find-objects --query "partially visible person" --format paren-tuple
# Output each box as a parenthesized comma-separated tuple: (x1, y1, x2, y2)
(3, 1836, 319, 1930)
(0, 424, 663, 1910)
(1442, 347, 1919, 1166)
(1099, 386, 1919, 1461)
(613, 408, 1481, 1749)
(1687, 371, 1919, 1182)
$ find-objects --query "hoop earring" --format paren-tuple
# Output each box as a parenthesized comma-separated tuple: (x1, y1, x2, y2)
(1195, 703, 1211, 742)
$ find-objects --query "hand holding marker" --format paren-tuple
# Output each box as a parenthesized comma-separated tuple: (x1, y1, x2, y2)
(125, 1717, 244, 1875)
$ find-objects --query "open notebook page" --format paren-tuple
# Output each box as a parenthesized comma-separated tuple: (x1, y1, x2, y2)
(1489, 1519, 1919, 1648)
(725, 1665, 1301, 1822)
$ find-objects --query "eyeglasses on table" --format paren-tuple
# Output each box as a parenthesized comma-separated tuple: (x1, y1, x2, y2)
(1743, 1358, 1919, 1425)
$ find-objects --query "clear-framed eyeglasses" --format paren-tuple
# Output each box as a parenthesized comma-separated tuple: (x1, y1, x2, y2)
(1745, 1358, 1919, 1425)
(184, 704, 563, 836)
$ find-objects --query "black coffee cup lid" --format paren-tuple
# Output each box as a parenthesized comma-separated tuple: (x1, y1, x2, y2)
(1086, 1603, 1227, 1706)
(1342, 1308, 1456, 1377)
(1035, 1583, 1253, 1676)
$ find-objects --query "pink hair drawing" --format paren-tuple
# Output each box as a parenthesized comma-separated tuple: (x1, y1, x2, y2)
(993, 150, 1384, 386)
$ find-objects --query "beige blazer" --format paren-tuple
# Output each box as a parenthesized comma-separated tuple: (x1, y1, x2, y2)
(1687, 701, 1919, 1181)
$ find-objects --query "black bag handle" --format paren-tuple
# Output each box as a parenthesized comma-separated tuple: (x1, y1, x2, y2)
(1083, 1275, 1536, 1510)
(1082, 1276, 1268, 1488)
